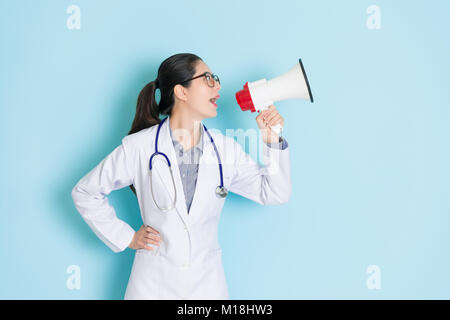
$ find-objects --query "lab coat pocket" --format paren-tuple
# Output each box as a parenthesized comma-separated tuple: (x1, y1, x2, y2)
(202, 248, 228, 299)
(205, 247, 223, 263)
(136, 245, 161, 257)
(126, 249, 161, 299)
(213, 247, 222, 258)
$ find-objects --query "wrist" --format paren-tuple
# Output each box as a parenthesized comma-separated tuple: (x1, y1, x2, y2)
(262, 131, 280, 144)
(128, 231, 137, 249)
(260, 127, 278, 143)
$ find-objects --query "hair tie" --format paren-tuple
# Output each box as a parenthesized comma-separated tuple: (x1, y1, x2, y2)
(154, 79, 159, 89)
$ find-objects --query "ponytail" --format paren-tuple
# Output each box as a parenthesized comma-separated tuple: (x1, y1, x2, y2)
(128, 79, 160, 136)
(127, 80, 159, 196)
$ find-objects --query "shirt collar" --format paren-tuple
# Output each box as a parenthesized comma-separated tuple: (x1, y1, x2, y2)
(168, 119, 204, 154)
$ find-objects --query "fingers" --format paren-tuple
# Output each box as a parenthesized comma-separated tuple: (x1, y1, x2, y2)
(264, 111, 279, 126)
(144, 233, 161, 244)
(255, 110, 265, 122)
(145, 225, 160, 235)
(268, 114, 283, 127)
(137, 238, 160, 250)
(256, 108, 273, 124)
(138, 241, 155, 251)
(133, 224, 162, 250)
(255, 105, 284, 144)
(260, 106, 283, 127)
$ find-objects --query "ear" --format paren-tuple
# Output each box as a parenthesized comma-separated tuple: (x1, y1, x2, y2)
(173, 84, 188, 102)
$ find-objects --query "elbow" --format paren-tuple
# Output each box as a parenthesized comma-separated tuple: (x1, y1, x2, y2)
(274, 176, 292, 204)
(71, 185, 82, 215)
(71, 184, 87, 213)
(282, 186, 292, 204)
(71, 184, 80, 204)
(261, 185, 292, 205)
(277, 186, 292, 204)
(268, 164, 292, 205)
(260, 175, 292, 205)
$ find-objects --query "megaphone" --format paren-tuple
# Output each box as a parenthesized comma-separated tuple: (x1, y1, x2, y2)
(235, 58, 313, 136)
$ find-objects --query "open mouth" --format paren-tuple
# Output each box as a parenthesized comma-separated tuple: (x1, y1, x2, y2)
(209, 96, 219, 107)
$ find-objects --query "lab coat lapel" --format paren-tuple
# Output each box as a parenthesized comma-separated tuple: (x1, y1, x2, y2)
(155, 116, 190, 225)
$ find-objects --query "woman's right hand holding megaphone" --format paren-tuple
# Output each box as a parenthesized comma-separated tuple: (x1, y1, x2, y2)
(255, 104, 284, 144)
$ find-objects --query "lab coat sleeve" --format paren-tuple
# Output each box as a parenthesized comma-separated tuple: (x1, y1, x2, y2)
(228, 137, 292, 205)
(265, 136, 289, 150)
(71, 138, 136, 253)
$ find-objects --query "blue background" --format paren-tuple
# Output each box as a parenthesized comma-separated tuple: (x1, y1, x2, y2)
(1, 0, 449, 299)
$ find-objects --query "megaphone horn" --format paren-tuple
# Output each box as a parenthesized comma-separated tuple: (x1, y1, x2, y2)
(236, 58, 313, 135)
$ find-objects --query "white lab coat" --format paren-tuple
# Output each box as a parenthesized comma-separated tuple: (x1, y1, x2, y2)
(71, 115, 291, 299)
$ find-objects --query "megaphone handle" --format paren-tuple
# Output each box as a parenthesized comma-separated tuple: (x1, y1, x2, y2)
(269, 123, 283, 136)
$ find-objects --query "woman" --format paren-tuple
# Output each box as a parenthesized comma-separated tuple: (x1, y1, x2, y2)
(71, 53, 292, 300)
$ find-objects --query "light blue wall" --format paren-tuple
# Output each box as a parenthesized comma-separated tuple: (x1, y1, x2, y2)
(1, 0, 449, 299)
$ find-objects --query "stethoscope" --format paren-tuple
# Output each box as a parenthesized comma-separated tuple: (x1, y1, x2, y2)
(149, 117, 228, 212)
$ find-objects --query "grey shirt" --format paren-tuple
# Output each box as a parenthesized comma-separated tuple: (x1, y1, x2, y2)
(168, 122, 288, 213)
(169, 123, 204, 214)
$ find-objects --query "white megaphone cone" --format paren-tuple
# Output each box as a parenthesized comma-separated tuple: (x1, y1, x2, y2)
(236, 58, 313, 136)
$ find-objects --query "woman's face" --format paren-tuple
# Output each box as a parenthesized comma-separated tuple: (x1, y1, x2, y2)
(183, 60, 221, 119)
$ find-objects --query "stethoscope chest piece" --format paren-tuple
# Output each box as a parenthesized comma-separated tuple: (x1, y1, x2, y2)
(215, 185, 228, 198)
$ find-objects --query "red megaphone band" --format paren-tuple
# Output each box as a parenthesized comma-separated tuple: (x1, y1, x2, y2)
(235, 82, 256, 112)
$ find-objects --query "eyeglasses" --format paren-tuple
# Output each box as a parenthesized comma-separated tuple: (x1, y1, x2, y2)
(179, 72, 220, 88)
